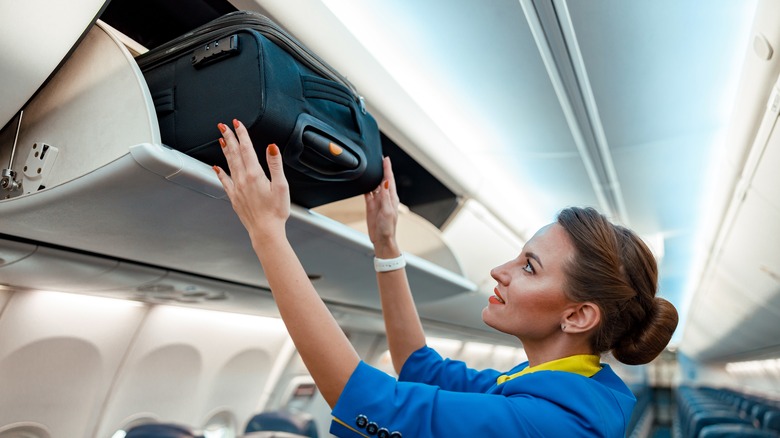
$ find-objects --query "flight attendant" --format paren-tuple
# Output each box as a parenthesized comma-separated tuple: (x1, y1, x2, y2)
(213, 119, 678, 437)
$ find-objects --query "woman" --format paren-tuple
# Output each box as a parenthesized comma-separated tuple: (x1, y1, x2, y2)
(213, 119, 679, 437)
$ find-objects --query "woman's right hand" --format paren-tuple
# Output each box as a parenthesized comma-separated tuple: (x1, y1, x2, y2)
(364, 157, 401, 258)
(365, 157, 426, 370)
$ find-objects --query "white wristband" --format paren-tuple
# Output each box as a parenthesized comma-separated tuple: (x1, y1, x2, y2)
(374, 253, 406, 272)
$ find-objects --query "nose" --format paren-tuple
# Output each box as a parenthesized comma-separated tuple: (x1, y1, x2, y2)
(490, 261, 510, 285)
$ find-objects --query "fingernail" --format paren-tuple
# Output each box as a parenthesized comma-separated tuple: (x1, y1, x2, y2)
(212, 165, 220, 174)
(384, 180, 389, 189)
(219, 138, 226, 148)
(233, 119, 240, 129)
(218, 123, 227, 133)
(269, 143, 279, 156)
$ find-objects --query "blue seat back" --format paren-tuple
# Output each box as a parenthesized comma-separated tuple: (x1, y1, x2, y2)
(763, 410, 780, 432)
(689, 410, 751, 438)
(699, 423, 778, 438)
(126, 423, 202, 438)
(245, 410, 318, 438)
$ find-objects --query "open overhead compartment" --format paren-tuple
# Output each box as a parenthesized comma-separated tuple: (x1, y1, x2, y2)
(0, 21, 475, 315)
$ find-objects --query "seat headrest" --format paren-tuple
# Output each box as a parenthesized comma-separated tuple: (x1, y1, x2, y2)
(699, 423, 778, 438)
(245, 410, 318, 438)
(125, 423, 202, 438)
(241, 432, 311, 438)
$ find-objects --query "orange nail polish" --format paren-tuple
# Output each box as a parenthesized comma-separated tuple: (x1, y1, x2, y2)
(212, 165, 220, 174)
(233, 119, 240, 129)
(269, 143, 279, 156)
(384, 180, 389, 189)
(218, 123, 227, 133)
(219, 138, 226, 148)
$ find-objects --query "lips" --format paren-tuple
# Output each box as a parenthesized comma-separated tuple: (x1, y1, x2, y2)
(491, 288, 505, 304)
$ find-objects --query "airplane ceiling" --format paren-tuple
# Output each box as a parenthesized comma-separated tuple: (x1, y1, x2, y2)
(245, 0, 759, 340)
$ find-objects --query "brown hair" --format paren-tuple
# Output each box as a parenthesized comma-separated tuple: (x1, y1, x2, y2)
(557, 206, 678, 365)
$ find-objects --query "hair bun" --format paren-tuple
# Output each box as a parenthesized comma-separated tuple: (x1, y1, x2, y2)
(612, 297, 678, 365)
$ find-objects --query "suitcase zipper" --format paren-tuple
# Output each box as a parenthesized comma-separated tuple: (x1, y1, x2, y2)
(137, 11, 366, 114)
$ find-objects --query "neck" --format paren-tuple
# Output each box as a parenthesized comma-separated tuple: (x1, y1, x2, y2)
(521, 336, 596, 367)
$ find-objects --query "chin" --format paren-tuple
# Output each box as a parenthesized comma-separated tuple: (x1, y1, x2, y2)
(481, 307, 515, 338)
(481, 306, 497, 330)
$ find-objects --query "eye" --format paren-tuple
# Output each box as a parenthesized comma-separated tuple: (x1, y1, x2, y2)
(523, 260, 534, 274)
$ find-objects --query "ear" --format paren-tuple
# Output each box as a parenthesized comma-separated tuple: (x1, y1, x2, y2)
(561, 302, 601, 334)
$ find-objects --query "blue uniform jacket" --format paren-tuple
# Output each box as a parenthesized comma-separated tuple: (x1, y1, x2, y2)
(330, 346, 636, 437)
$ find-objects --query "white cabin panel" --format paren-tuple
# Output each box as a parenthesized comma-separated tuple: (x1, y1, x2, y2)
(0, 0, 109, 128)
(94, 305, 290, 437)
(0, 290, 147, 438)
(0, 289, 11, 315)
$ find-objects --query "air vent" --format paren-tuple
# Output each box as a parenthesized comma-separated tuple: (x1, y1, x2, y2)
(134, 284, 228, 304)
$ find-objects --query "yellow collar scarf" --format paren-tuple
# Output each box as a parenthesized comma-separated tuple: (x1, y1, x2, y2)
(497, 354, 601, 385)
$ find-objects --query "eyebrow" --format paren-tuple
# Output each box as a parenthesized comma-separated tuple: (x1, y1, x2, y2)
(527, 251, 544, 270)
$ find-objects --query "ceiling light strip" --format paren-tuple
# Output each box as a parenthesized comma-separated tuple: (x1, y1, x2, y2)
(553, 0, 629, 225)
(519, 0, 627, 224)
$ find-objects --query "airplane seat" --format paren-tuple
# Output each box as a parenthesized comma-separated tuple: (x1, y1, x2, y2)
(739, 399, 752, 415)
(741, 399, 761, 418)
(244, 410, 318, 438)
(698, 423, 778, 438)
(679, 404, 722, 438)
(688, 410, 752, 438)
(751, 404, 775, 427)
(677, 387, 751, 438)
(682, 404, 734, 436)
(676, 387, 729, 411)
(763, 410, 780, 433)
(125, 423, 203, 438)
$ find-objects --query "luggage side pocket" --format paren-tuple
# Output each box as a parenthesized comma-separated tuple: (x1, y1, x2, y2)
(301, 75, 362, 137)
(151, 88, 175, 116)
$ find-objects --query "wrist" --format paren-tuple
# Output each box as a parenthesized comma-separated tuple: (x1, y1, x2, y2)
(373, 240, 401, 259)
(250, 227, 288, 251)
(374, 253, 406, 272)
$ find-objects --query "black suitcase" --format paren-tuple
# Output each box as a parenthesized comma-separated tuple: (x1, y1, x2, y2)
(137, 12, 383, 208)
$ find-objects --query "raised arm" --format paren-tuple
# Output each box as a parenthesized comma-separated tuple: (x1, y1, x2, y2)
(213, 119, 359, 408)
(364, 157, 426, 374)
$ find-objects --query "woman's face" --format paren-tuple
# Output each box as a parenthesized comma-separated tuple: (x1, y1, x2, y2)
(482, 222, 578, 342)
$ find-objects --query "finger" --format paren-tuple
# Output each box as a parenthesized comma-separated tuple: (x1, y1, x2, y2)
(212, 165, 234, 198)
(232, 119, 261, 175)
(382, 156, 395, 183)
(367, 178, 383, 198)
(380, 181, 394, 206)
(218, 122, 244, 176)
(266, 143, 287, 185)
(364, 191, 378, 212)
(381, 157, 396, 189)
(382, 157, 400, 205)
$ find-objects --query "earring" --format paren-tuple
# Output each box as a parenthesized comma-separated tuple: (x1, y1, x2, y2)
(561, 324, 566, 331)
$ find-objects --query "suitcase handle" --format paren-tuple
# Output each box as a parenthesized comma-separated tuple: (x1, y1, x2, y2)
(285, 114, 367, 181)
(301, 131, 360, 170)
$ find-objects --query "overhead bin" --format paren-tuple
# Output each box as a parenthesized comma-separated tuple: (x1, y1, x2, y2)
(681, 74, 780, 362)
(0, 21, 474, 310)
(0, 0, 109, 129)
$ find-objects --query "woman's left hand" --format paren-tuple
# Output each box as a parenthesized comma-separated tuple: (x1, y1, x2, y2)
(213, 119, 290, 246)
(364, 157, 401, 257)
